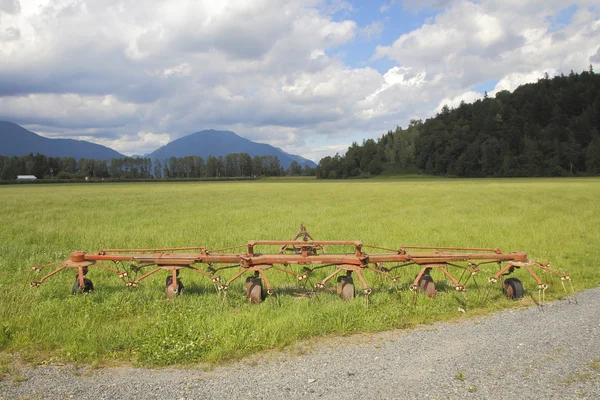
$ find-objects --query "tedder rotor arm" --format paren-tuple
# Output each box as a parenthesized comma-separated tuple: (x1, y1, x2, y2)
(30, 225, 574, 303)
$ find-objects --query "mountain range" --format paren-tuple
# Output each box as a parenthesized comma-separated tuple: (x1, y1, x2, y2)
(148, 129, 315, 168)
(0, 122, 316, 168)
(0, 121, 124, 160)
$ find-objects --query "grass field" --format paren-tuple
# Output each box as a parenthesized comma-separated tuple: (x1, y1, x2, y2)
(1, 178, 599, 367)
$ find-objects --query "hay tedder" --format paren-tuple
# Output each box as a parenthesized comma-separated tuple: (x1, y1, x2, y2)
(31, 224, 574, 304)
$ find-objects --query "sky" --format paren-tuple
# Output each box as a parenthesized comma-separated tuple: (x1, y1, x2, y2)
(0, 0, 599, 162)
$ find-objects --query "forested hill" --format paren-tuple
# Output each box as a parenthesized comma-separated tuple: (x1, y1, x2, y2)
(317, 68, 600, 178)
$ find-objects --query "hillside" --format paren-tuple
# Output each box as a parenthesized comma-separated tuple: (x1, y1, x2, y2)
(149, 129, 316, 168)
(0, 121, 125, 160)
(317, 68, 600, 178)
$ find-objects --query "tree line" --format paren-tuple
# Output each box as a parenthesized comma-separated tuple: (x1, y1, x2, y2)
(0, 153, 315, 180)
(317, 67, 600, 178)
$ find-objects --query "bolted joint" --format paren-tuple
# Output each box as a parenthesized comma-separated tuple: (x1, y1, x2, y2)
(212, 276, 222, 283)
(364, 288, 372, 295)
(488, 277, 497, 283)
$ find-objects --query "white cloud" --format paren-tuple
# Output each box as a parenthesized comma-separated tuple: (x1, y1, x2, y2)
(0, 0, 598, 161)
(94, 131, 172, 156)
(374, 1, 599, 112)
(434, 90, 481, 113)
(490, 70, 554, 95)
(0, 94, 141, 130)
(0, 0, 20, 14)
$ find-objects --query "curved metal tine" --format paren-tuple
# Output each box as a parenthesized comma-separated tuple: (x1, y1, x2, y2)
(387, 262, 416, 272)
(569, 279, 577, 304)
(478, 278, 494, 306)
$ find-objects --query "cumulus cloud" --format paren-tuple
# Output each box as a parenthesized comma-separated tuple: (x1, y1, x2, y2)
(94, 131, 172, 156)
(591, 46, 600, 63)
(0, 0, 20, 14)
(374, 0, 599, 114)
(400, 0, 457, 12)
(434, 91, 481, 113)
(0, 0, 598, 159)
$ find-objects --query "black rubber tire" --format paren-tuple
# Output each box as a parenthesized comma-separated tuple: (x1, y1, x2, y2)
(245, 277, 263, 304)
(337, 276, 355, 301)
(418, 275, 436, 298)
(503, 277, 524, 300)
(72, 277, 94, 294)
(336, 275, 344, 295)
(165, 276, 184, 299)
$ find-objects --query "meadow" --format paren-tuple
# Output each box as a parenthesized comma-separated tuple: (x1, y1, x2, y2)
(0, 178, 599, 367)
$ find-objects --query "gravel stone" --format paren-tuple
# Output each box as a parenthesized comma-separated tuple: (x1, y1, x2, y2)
(1, 288, 599, 400)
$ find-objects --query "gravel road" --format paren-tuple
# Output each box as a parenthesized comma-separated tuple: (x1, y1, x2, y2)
(1, 288, 599, 400)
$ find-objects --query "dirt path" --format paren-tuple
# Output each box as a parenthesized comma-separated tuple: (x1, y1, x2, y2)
(2, 289, 599, 399)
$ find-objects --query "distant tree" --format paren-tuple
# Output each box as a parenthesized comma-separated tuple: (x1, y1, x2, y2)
(1, 157, 17, 180)
(163, 159, 170, 178)
(586, 134, 600, 174)
(153, 159, 162, 178)
(206, 156, 218, 177)
(301, 164, 315, 176)
(287, 160, 302, 176)
(239, 153, 252, 176)
(109, 158, 123, 178)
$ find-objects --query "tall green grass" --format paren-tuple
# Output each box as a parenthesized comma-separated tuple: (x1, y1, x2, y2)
(0, 178, 598, 366)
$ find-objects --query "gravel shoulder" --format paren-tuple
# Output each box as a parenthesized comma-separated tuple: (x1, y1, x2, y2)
(2, 289, 599, 400)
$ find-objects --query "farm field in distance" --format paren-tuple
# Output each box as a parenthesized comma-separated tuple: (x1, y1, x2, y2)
(0, 178, 599, 367)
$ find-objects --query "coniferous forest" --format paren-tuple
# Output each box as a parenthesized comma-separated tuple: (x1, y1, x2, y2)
(317, 68, 600, 178)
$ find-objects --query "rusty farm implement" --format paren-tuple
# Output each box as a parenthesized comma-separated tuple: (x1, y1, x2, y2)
(31, 224, 574, 303)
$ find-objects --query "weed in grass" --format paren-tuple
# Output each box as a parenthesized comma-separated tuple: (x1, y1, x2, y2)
(11, 372, 27, 384)
(562, 357, 600, 387)
(587, 358, 599, 371)
(0, 354, 12, 381)
(0, 178, 598, 366)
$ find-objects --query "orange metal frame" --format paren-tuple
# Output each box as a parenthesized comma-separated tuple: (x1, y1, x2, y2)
(31, 225, 574, 302)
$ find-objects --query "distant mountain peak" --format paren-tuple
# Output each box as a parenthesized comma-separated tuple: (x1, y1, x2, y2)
(0, 122, 125, 160)
(0, 122, 316, 168)
(148, 129, 316, 168)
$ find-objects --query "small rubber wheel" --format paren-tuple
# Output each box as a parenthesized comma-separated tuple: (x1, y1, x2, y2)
(503, 277, 524, 300)
(336, 275, 344, 295)
(418, 275, 436, 298)
(165, 276, 184, 299)
(245, 277, 263, 304)
(72, 277, 94, 294)
(337, 276, 355, 301)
